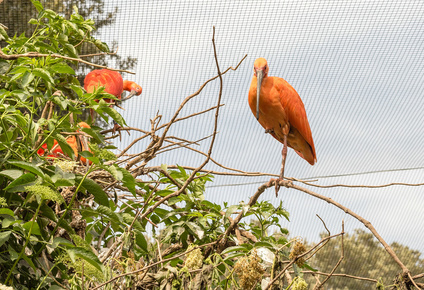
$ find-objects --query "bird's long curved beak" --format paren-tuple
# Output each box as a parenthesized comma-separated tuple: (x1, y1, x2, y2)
(256, 70, 263, 120)
(121, 91, 137, 102)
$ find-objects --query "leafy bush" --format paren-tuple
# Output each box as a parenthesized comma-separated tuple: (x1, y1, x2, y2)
(0, 1, 296, 289)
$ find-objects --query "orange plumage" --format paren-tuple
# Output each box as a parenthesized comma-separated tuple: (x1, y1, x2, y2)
(248, 58, 316, 166)
(84, 69, 124, 103)
(84, 69, 142, 103)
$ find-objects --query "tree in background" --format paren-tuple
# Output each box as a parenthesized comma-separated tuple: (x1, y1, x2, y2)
(0, 0, 136, 73)
(306, 229, 424, 289)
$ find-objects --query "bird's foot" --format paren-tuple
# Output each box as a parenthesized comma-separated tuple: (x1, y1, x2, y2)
(266, 177, 284, 197)
(265, 129, 274, 134)
(112, 122, 122, 141)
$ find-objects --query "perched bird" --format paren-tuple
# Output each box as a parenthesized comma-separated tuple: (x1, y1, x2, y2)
(84, 69, 142, 105)
(248, 58, 316, 195)
(37, 122, 93, 165)
(83, 69, 142, 132)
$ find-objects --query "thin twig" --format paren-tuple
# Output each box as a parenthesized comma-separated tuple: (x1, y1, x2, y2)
(299, 271, 378, 283)
(315, 221, 345, 289)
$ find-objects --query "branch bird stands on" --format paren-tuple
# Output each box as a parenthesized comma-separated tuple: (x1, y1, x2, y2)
(248, 58, 316, 196)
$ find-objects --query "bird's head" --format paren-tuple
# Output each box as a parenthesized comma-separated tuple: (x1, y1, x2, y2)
(253, 57, 269, 77)
(253, 58, 269, 120)
(123, 80, 142, 97)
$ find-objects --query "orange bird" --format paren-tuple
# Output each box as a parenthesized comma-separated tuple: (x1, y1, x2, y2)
(84, 69, 142, 132)
(248, 58, 316, 195)
(37, 122, 93, 165)
(84, 69, 142, 105)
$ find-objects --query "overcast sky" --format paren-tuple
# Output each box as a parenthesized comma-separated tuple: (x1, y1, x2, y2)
(96, 1, 424, 254)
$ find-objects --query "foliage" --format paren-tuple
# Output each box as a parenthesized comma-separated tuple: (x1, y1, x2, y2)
(0, 2, 296, 289)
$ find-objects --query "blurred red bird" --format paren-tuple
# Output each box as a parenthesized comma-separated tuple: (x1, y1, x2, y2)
(248, 58, 316, 195)
(37, 122, 93, 165)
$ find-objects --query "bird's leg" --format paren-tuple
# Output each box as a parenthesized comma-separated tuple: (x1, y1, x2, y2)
(112, 120, 122, 141)
(275, 133, 288, 196)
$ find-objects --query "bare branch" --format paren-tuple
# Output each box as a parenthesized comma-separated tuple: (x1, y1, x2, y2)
(299, 271, 378, 283)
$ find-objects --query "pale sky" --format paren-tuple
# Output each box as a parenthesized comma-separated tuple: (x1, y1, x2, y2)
(96, 1, 424, 254)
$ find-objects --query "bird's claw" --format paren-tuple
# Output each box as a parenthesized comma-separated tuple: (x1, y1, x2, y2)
(112, 122, 122, 141)
(266, 178, 284, 197)
(265, 129, 274, 134)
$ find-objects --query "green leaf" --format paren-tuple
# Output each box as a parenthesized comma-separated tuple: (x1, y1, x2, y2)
(0, 231, 11, 247)
(52, 176, 75, 187)
(168, 196, 181, 206)
(50, 63, 75, 75)
(52, 237, 74, 249)
(4, 173, 37, 193)
(185, 222, 204, 240)
(225, 205, 238, 218)
(104, 165, 123, 180)
(2, 216, 17, 228)
(33, 68, 54, 85)
(120, 168, 136, 196)
(96, 205, 122, 224)
(58, 219, 75, 234)
(253, 241, 275, 249)
(63, 43, 78, 58)
(161, 164, 168, 172)
(134, 229, 148, 253)
(0, 209, 15, 216)
(77, 177, 109, 207)
(8, 161, 44, 177)
(23, 221, 41, 236)
(8, 245, 18, 260)
(40, 202, 58, 222)
(28, 18, 39, 25)
(303, 263, 318, 272)
(54, 133, 75, 159)
(21, 253, 37, 272)
(21, 72, 35, 88)
(0, 25, 9, 41)
(67, 247, 104, 272)
(100, 105, 126, 126)
(0, 169, 23, 180)
(30, 0, 44, 12)
(70, 84, 84, 97)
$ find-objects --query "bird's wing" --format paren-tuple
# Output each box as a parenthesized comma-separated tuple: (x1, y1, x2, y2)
(276, 78, 317, 163)
(84, 70, 123, 97)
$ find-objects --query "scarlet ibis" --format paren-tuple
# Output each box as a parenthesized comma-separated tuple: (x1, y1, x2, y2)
(84, 69, 142, 105)
(37, 122, 93, 165)
(248, 58, 316, 196)
(84, 69, 142, 133)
